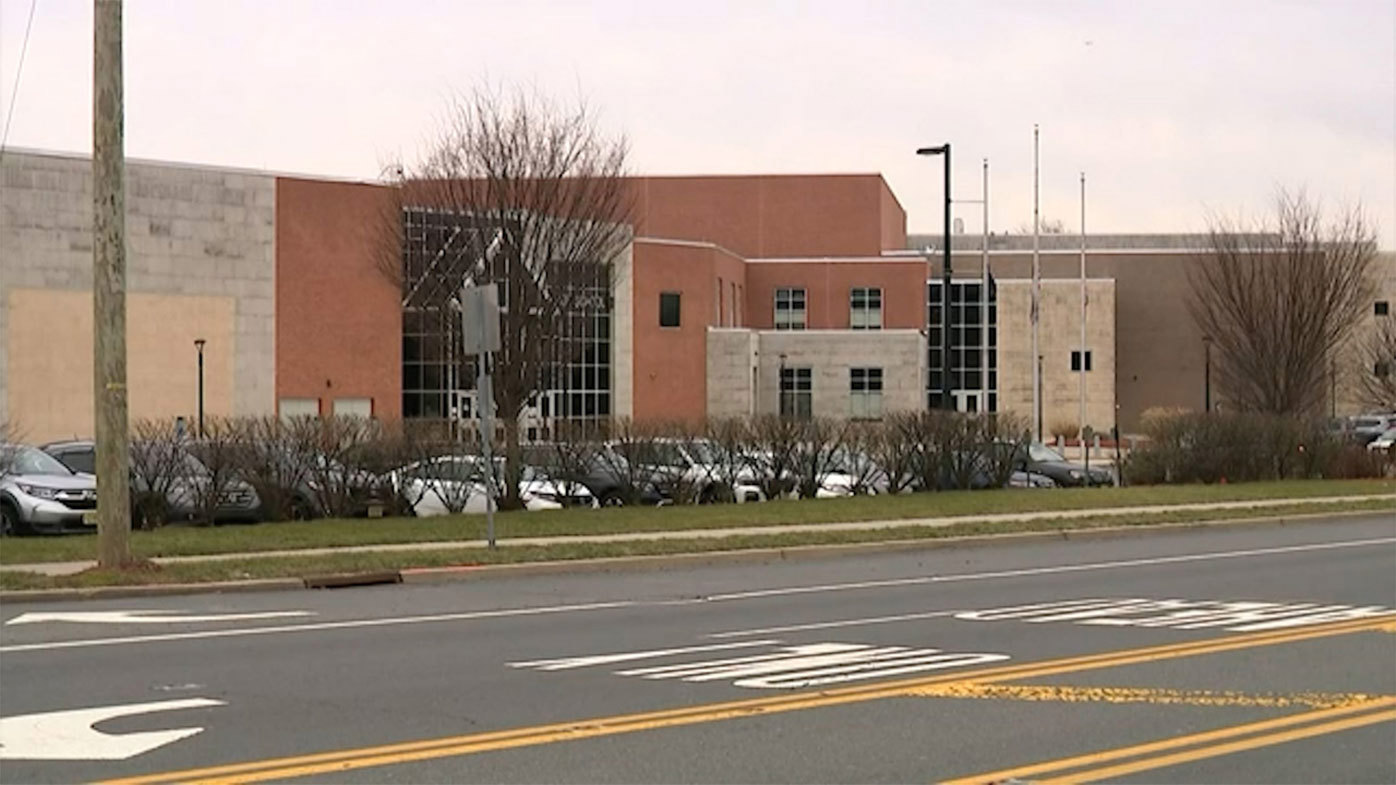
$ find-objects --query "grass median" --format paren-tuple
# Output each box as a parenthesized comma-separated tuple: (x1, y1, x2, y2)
(1, 494, 1392, 591)
(1, 478, 1392, 566)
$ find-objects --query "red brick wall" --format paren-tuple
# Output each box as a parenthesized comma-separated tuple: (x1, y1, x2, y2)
(631, 174, 904, 258)
(743, 260, 927, 330)
(275, 178, 401, 418)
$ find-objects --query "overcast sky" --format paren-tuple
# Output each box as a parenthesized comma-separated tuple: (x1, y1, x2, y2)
(2, 0, 1393, 246)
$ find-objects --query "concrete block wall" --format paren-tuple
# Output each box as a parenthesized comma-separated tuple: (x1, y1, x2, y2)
(0, 150, 276, 441)
(997, 279, 1118, 435)
(706, 328, 759, 417)
(755, 330, 926, 418)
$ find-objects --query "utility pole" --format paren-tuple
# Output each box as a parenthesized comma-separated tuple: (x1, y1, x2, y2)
(93, 0, 132, 567)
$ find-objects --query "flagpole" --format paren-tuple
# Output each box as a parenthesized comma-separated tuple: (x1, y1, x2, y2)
(981, 158, 990, 412)
(1031, 124, 1041, 442)
(1079, 171, 1087, 453)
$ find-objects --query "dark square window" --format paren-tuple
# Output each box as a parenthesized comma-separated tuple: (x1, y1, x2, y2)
(1071, 350, 1093, 372)
(1377, 301, 1391, 316)
(659, 292, 681, 327)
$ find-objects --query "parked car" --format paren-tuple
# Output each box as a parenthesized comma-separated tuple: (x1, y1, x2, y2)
(42, 439, 262, 526)
(520, 444, 671, 507)
(608, 439, 765, 504)
(992, 441, 1113, 488)
(1367, 427, 1396, 454)
(393, 455, 597, 517)
(1346, 414, 1396, 446)
(1, 443, 99, 535)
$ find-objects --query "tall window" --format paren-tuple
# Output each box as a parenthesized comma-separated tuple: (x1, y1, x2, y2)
(780, 367, 813, 419)
(850, 287, 882, 330)
(659, 292, 681, 327)
(775, 288, 807, 330)
(716, 277, 724, 325)
(1071, 350, 1093, 372)
(928, 280, 997, 412)
(850, 367, 883, 419)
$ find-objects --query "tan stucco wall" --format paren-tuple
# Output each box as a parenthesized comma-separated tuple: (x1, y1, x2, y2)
(7, 288, 236, 443)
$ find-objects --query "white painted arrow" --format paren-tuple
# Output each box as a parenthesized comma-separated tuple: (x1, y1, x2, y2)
(0, 698, 225, 760)
(5, 610, 314, 626)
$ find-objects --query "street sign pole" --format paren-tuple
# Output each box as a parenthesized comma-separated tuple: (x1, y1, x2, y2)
(461, 283, 502, 549)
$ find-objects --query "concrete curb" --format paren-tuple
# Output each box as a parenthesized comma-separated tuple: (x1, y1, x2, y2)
(1, 507, 1388, 603)
(397, 507, 1393, 583)
(0, 578, 305, 603)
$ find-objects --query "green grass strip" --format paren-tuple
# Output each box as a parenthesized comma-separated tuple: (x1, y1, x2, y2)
(1, 497, 1389, 591)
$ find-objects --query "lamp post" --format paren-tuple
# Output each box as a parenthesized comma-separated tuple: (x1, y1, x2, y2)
(194, 339, 206, 438)
(916, 144, 953, 410)
(1202, 335, 1212, 413)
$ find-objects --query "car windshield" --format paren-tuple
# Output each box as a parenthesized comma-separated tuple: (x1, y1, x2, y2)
(5, 445, 75, 476)
(1028, 443, 1067, 463)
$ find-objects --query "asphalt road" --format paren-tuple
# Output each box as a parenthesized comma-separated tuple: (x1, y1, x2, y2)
(2, 512, 1393, 784)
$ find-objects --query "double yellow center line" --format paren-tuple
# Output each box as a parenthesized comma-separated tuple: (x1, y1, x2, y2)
(98, 616, 1394, 785)
(944, 696, 1396, 784)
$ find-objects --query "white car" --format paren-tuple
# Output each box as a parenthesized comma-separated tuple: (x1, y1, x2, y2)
(394, 456, 597, 517)
(1366, 427, 1396, 453)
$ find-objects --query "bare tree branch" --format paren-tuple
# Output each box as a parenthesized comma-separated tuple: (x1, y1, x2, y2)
(1189, 190, 1377, 415)
(374, 84, 634, 509)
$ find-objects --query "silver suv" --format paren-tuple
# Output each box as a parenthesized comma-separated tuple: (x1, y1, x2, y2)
(0, 443, 99, 535)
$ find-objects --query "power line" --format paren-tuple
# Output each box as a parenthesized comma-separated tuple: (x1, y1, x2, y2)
(0, 0, 40, 159)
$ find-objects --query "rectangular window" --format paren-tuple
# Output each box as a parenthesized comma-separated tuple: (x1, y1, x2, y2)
(717, 277, 724, 325)
(779, 366, 813, 419)
(850, 287, 883, 330)
(279, 397, 320, 419)
(1377, 301, 1390, 316)
(1071, 350, 1093, 372)
(333, 397, 373, 418)
(659, 292, 681, 327)
(850, 367, 884, 419)
(774, 288, 807, 330)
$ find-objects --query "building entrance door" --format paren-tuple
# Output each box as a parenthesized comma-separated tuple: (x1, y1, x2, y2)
(952, 391, 982, 413)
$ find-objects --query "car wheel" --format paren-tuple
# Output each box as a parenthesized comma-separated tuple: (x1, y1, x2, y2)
(599, 491, 626, 508)
(0, 502, 19, 536)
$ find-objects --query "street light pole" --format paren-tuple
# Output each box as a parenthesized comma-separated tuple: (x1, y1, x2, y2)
(194, 339, 206, 438)
(916, 144, 953, 411)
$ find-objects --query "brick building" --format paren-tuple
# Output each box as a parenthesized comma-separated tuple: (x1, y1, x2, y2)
(3, 149, 1391, 444)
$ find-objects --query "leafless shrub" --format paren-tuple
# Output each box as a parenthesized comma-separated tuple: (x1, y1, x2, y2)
(0, 420, 24, 480)
(746, 415, 804, 500)
(128, 418, 189, 529)
(1355, 315, 1396, 412)
(183, 417, 248, 525)
(1190, 191, 1377, 415)
(594, 418, 662, 506)
(863, 413, 920, 494)
(702, 417, 757, 503)
(230, 416, 321, 521)
(786, 418, 852, 499)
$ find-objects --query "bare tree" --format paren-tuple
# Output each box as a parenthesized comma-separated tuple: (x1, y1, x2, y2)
(1189, 191, 1377, 415)
(377, 84, 634, 510)
(1355, 316, 1396, 411)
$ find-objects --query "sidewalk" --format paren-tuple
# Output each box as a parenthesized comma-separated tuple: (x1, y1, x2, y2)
(5, 493, 1391, 578)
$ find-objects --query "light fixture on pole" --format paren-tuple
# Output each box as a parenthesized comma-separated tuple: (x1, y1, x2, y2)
(193, 339, 206, 438)
(916, 143, 954, 411)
